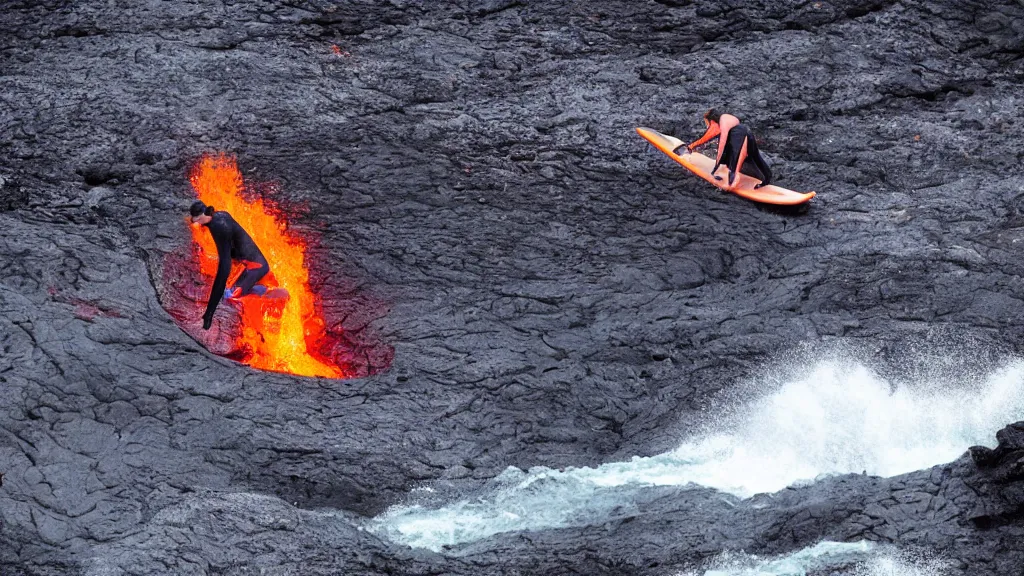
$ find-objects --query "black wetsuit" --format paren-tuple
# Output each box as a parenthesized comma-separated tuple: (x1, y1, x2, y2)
(722, 123, 773, 186)
(201, 211, 269, 324)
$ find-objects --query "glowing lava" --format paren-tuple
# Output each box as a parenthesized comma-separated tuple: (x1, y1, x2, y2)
(188, 153, 345, 378)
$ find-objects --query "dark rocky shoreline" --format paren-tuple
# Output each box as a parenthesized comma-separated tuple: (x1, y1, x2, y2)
(2, 0, 1024, 573)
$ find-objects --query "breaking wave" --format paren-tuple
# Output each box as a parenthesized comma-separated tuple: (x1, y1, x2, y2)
(370, 359, 1024, 551)
(678, 540, 949, 576)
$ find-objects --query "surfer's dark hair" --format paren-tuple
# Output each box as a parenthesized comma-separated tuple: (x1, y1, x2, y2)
(704, 108, 722, 122)
(189, 200, 215, 217)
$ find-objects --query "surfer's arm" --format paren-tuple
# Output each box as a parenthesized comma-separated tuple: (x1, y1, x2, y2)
(202, 227, 233, 329)
(687, 123, 720, 151)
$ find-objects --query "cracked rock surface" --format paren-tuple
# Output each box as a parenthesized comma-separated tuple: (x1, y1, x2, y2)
(2, 0, 1024, 574)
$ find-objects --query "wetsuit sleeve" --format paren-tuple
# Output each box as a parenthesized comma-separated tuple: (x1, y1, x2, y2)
(688, 123, 721, 150)
(203, 224, 233, 323)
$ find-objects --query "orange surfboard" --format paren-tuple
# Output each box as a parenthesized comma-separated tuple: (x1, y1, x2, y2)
(636, 127, 816, 206)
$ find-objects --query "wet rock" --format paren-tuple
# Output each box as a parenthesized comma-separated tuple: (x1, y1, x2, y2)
(970, 423, 1024, 470)
(962, 423, 1024, 538)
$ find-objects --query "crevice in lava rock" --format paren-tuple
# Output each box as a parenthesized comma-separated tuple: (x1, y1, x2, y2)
(971, 505, 1024, 530)
(844, 1, 895, 20)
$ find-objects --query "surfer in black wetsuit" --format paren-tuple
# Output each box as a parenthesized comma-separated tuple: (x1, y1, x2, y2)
(189, 201, 270, 330)
(674, 109, 773, 189)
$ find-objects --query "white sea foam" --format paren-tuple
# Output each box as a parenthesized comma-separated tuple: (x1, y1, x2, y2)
(370, 359, 1024, 551)
(677, 540, 949, 576)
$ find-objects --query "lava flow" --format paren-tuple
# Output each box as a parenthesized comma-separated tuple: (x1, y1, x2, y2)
(188, 153, 345, 378)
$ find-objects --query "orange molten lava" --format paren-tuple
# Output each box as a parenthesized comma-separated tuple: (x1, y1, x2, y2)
(188, 153, 344, 378)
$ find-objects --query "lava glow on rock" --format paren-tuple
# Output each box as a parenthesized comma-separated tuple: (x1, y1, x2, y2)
(187, 153, 346, 378)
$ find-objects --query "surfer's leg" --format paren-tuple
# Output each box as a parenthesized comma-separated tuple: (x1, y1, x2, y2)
(746, 137, 773, 188)
(739, 161, 764, 180)
(234, 260, 270, 296)
(720, 127, 745, 181)
(730, 138, 749, 186)
(713, 136, 737, 181)
(751, 155, 773, 188)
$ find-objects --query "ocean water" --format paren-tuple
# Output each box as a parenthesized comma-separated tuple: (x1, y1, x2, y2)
(679, 540, 949, 576)
(369, 359, 1024, 551)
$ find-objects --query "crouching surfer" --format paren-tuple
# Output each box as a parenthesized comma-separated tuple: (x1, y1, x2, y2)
(188, 200, 271, 330)
(673, 109, 773, 190)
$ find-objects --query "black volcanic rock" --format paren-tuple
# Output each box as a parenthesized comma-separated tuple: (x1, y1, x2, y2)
(968, 422, 1024, 531)
(2, 0, 1024, 574)
(970, 423, 1024, 470)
